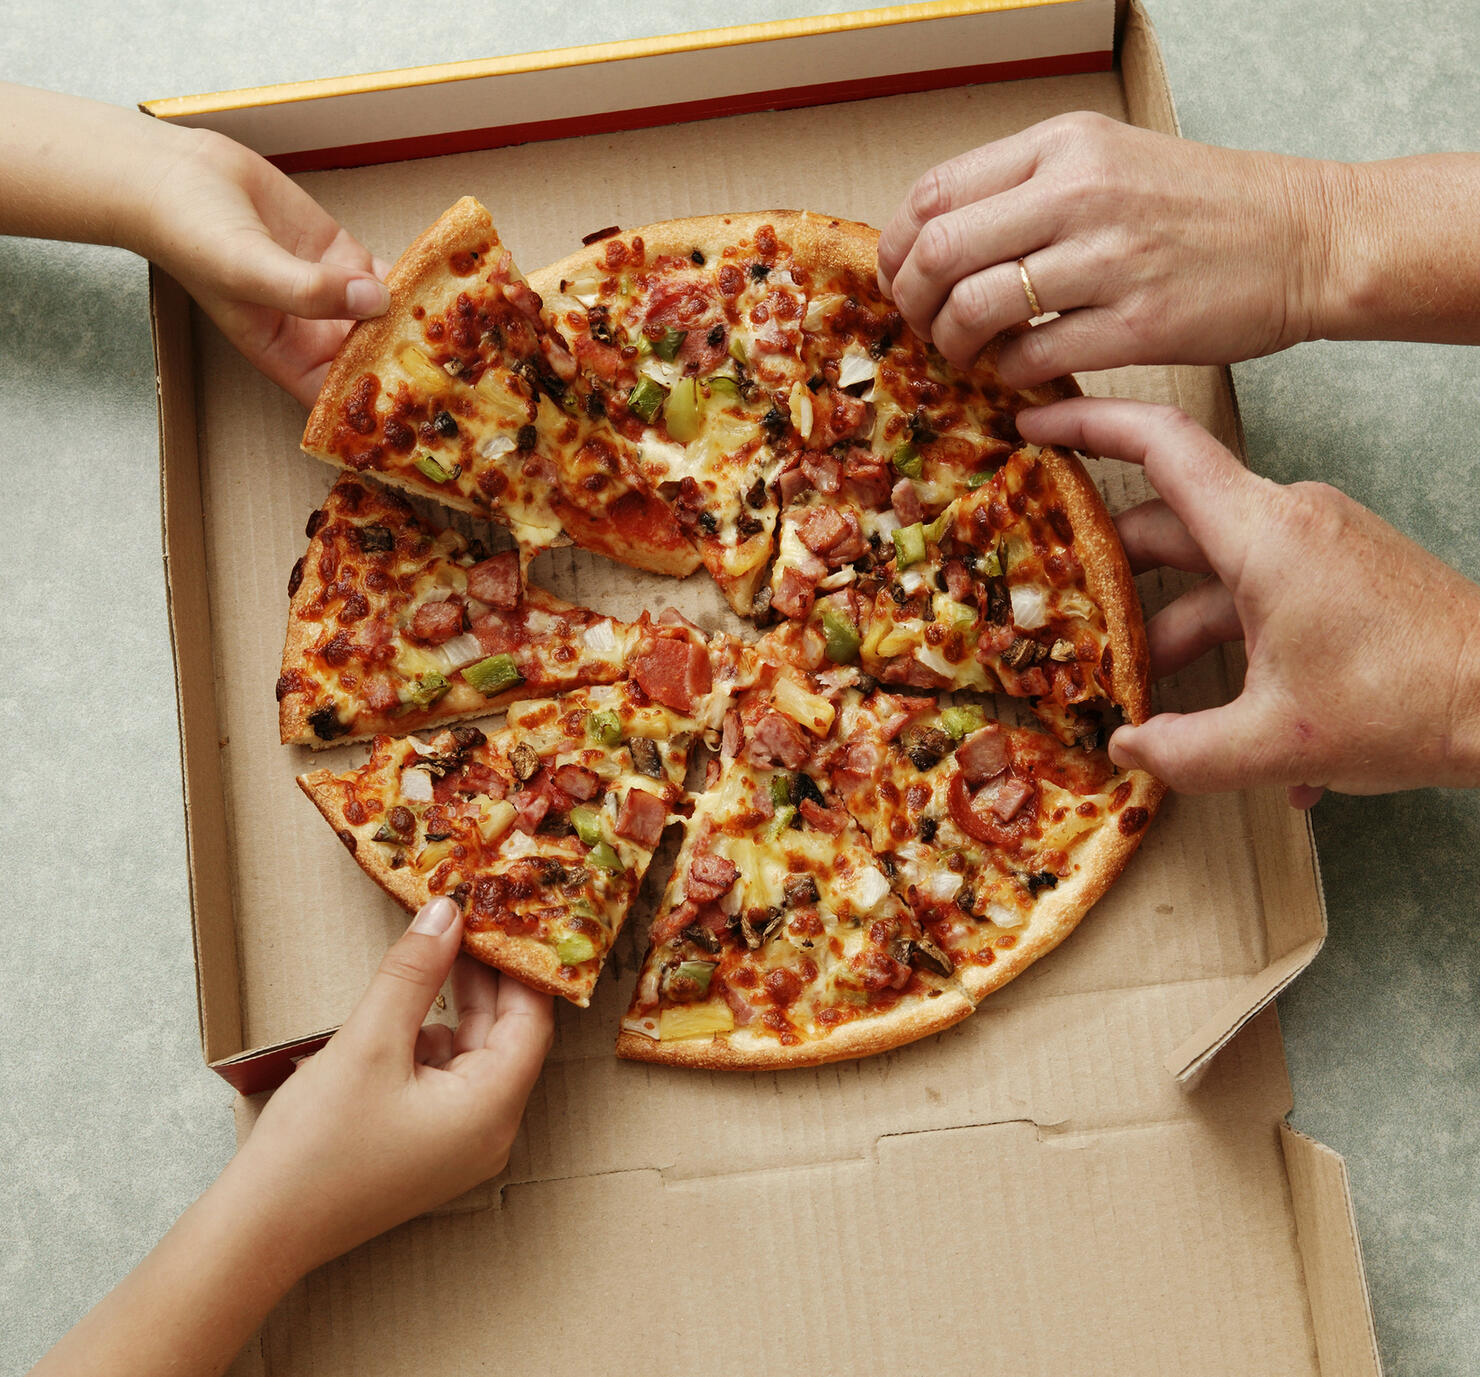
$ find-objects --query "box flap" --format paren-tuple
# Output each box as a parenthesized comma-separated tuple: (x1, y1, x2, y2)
(1281, 1123, 1383, 1376)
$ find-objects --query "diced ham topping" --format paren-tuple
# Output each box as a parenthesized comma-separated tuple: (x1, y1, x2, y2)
(955, 724, 1009, 786)
(799, 798, 846, 833)
(363, 674, 401, 713)
(615, 788, 667, 849)
(987, 775, 1034, 823)
(743, 709, 812, 770)
(842, 458, 892, 508)
(410, 599, 464, 645)
(797, 504, 849, 555)
(720, 980, 756, 1026)
(651, 899, 699, 946)
(503, 280, 545, 323)
(575, 334, 625, 383)
(943, 558, 975, 603)
(833, 734, 884, 784)
(778, 466, 812, 506)
(466, 552, 521, 611)
(631, 635, 711, 713)
(553, 764, 601, 801)
(771, 567, 817, 620)
(814, 391, 868, 448)
(721, 708, 742, 759)
(891, 478, 924, 526)
(800, 453, 842, 495)
(686, 853, 740, 904)
(512, 789, 550, 833)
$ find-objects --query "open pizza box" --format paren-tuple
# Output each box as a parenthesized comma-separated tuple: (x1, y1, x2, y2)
(146, 2, 1382, 1372)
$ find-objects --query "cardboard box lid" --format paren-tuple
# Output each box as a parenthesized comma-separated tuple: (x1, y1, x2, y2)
(149, 4, 1372, 1371)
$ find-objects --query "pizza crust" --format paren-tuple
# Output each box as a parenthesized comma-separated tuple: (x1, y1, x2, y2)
(614, 982, 976, 1069)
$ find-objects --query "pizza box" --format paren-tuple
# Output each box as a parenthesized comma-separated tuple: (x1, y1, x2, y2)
(145, 2, 1381, 1373)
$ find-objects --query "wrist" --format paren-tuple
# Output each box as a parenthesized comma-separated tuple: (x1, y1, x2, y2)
(1274, 154, 1362, 346)
(1441, 622, 1480, 789)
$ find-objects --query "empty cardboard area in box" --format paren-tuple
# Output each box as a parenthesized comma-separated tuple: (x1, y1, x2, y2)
(160, 15, 1369, 1374)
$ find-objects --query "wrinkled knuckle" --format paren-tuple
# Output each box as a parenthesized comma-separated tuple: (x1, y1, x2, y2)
(1282, 481, 1349, 542)
(913, 217, 960, 278)
(944, 271, 991, 328)
(377, 948, 431, 991)
(908, 165, 955, 224)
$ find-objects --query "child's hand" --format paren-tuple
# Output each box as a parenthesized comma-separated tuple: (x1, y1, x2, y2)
(226, 897, 554, 1272)
(139, 128, 391, 406)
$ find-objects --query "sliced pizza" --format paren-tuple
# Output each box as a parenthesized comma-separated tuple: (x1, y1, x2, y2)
(301, 197, 698, 578)
(617, 666, 973, 1067)
(825, 689, 1163, 1003)
(298, 682, 694, 1005)
(278, 474, 644, 746)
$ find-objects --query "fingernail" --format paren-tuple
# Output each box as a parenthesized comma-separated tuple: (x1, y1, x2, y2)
(411, 896, 457, 935)
(1107, 735, 1132, 769)
(346, 277, 390, 318)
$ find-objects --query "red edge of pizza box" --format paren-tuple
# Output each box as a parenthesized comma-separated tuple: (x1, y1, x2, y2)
(143, 2, 1382, 1373)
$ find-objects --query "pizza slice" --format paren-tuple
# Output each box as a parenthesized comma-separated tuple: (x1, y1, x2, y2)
(278, 474, 645, 746)
(298, 682, 693, 1005)
(302, 197, 697, 577)
(855, 443, 1148, 744)
(825, 689, 1163, 1003)
(617, 666, 973, 1067)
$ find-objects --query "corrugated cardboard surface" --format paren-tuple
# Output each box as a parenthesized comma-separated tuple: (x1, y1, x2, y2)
(160, 12, 1373, 1373)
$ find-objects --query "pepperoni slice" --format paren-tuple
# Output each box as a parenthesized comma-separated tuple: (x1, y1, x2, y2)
(631, 635, 710, 714)
(410, 599, 464, 644)
(467, 552, 521, 611)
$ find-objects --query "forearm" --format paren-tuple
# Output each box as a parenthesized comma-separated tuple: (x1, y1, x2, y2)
(29, 1160, 309, 1377)
(1312, 153, 1480, 344)
(0, 83, 190, 257)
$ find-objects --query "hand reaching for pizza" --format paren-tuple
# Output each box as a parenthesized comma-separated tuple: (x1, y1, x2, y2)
(1016, 397, 1480, 807)
(28, 899, 553, 1377)
(1, 83, 389, 406)
(877, 111, 1480, 385)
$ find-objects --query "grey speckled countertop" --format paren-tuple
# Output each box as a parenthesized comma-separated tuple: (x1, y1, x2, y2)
(2, 3, 1477, 1373)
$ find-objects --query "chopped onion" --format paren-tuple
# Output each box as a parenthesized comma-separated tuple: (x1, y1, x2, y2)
(773, 269, 800, 289)
(914, 643, 957, 679)
(417, 584, 454, 603)
(501, 830, 539, 860)
(719, 883, 744, 916)
(620, 1015, 661, 1041)
(584, 620, 619, 654)
(399, 768, 434, 802)
(524, 609, 560, 636)
(466, 598, 490, 619)
(639, 357, 683, 388)
(788, 381, 813, 440)
(851, 866, 892, 914)
(899, 568, 928, 595)
(816, 567, 856, 591)
(479, 433, 517, 459)
(987, 901, 1026, 928)
(405, 737, 437, 756)
(837, 351, 876, 390)
(1010, 583, 1049, 630)
(922, 871, 964, 903)
(439, 633, 485, 668)
(869, 510, 902, 537)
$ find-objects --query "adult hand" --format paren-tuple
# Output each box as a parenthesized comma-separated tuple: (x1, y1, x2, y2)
(137, 128, 391, 406)
(1017, 397, 1480, 806)
(228, 896, 554, 1271)
(877, 112, 1340, 385)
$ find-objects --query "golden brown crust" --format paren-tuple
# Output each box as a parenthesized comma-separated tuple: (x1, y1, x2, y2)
(295, 769, 593, 1006)
(1037, 445, 1152, 725)
(614, 983, 975, 1069)
(955, 767, 1165, 1004)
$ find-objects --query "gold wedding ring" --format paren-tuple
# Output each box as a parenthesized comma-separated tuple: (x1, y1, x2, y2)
(1017, 258, 1043, 319)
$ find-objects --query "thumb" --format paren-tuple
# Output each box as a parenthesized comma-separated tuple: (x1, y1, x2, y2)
(231, 232, 389, 320)
(1108, 697, 1273, 794)
(339, 897, 462, 1060)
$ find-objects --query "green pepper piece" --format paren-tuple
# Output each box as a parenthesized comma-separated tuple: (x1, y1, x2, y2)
(728, 335, 748, 364)
(586, 708, 622, 746)
(940, 705, 986, 741)
(769, 773, 793, 808)
(628, 376, 667, 423)
(982, 548, 1003, 578)
(892, 523, 926, 568)
(821, 607, 861, 664)
(892, 442, 923, 479)
(703, 375, 741, 400)
(966, 467, 993, 489)
(664, 376, 701, 442)
(768, 804, 797, 838)
(635, 332, 653, 356)
(462, 653, 522, 696)
(923, 510, 951, 545)
(414, 453, 458, 484)
(674, 960, 716, 998)
(587, 840, 623, 872)
(652, 326, 687, 361)
(569, 806, 604, 848)
(373, 820, 412, 845)
(405, 671, 450, 707)
(556, 933, 598, 965)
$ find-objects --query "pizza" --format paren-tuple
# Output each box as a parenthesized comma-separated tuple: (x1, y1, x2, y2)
(290, 199, 1165, 1064)
(298, 682, 695, 1005)
(278, 473, 644, 746)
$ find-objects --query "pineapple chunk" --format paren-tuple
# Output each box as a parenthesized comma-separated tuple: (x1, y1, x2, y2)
(399, 345, 449, 393)
(414, 838, 456, 873)
(771, 674, 835, 737)
(659, 1001, 736, 1040)
(477, 799, 517, 844)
